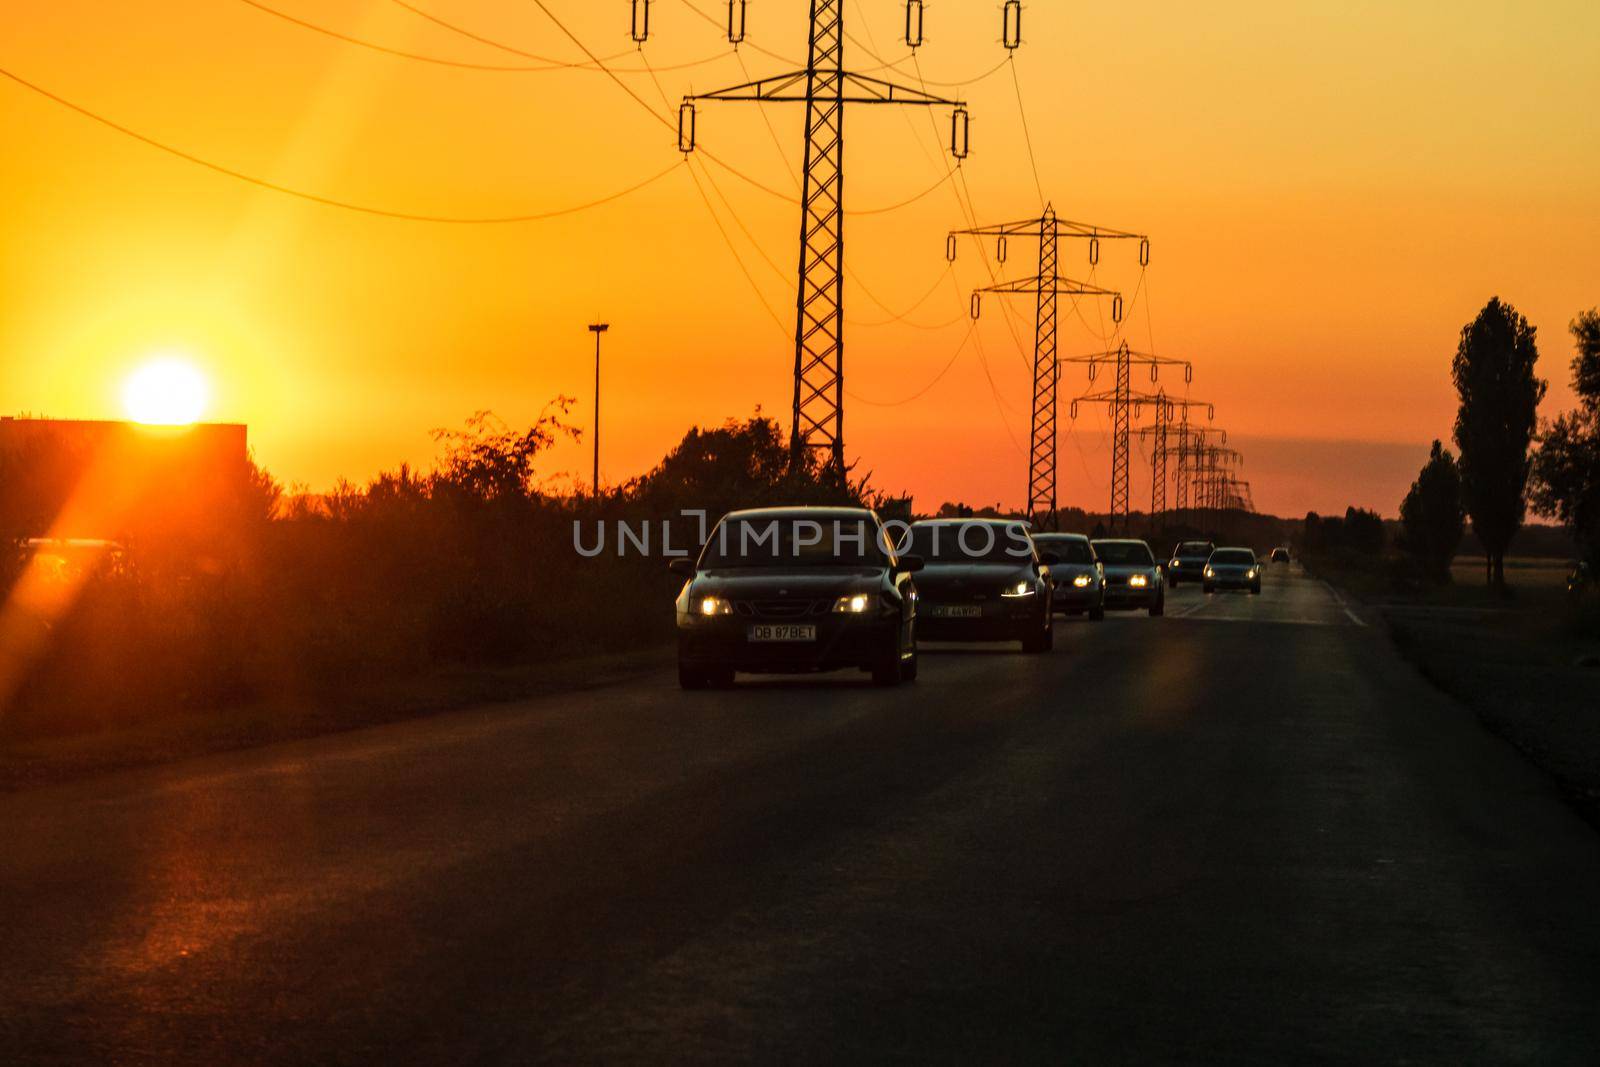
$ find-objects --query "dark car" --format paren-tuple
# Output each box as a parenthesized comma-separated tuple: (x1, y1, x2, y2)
(1092, 538, 1166, 616)
(1167, 540, 1215, 586)
(1032, 532, 1105, 620)
(1270, 547, 1291, 564)
(903, 519, 1055, 651)
(1204, 547, 1262, 594)
(672, 507, 922, 689)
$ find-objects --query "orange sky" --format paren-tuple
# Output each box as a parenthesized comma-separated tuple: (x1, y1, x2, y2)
(3, 0, 1598, 518)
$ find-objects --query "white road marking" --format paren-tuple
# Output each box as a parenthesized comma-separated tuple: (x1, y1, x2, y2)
(1343, 607, 1368, 627)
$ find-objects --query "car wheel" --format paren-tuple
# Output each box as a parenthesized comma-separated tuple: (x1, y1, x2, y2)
(1203, 582, 1215, 595)
(1150, 594, 1165, 617)
(901, 651, 919, 682)
(678, 662, 708, 690)
(1089, 603, 1105, 621)
(1251, 582, 1262, 595)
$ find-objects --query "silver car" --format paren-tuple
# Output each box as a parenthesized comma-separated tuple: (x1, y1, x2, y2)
(1033, 533, 1105, 621)
(1203, 547, 1262, 594)
(1090, 538, 1166, 616)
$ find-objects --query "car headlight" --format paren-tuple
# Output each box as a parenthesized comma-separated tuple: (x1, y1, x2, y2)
(832, 593, 873, 614)
(1000, 579, 1035, 598)
(696, 595, 733, 616)
(1073, 574, 1092, 588)
(1170, 560, 1181, 568)
(1204, 566, 1215, 578)
(1128, 574, 1149, 588)
(1248, 568, 1259, 579)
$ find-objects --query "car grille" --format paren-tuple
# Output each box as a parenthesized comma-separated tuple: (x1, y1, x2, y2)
(735, 599, 829, 618)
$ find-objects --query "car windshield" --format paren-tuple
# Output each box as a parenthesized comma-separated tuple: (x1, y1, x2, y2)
(700, 515, 889, 568)
(1093, 541, 1155, 566)
(1034, 536, 1094, 564)
(904, 522, 1034, 564)
(1175, 541, 1213, 556)
(1211, 549, 1255, 565)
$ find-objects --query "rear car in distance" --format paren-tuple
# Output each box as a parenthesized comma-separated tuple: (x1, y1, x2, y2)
(1166, 540, 1215, 586)
(1092, 539, 1165, 616)
(1032, 532, 1104, 620)
(1203, 547, 1262, 595)
(904, 519, 1055, 652)
(1270, 547, 1291, 564)
(672, 507, 922, 688)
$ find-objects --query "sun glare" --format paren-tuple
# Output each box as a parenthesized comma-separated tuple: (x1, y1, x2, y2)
(122, 358, 210, 425)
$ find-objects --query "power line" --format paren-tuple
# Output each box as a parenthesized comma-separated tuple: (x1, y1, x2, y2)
(0, 64, 684, 223)
(847, 320, 975, 406)
(243, 0, 735, 74)
(1007, 56, 1046, 210)
(234, 0, 581, 72)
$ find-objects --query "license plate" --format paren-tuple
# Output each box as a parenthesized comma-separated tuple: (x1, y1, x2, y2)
(748, 624, 816, 642)
(930, 604, 982, 618)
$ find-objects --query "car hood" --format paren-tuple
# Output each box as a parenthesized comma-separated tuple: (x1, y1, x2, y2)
(914, 562, 1031, 592)
(1101, 562, 1158, 576)
(693, 568, 883, 599)
(1050, 563, 1100, 579)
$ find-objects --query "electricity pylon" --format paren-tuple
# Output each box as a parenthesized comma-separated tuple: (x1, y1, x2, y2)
(678, 1, 973, 473)
(1061, 342, 1191, 532)
(1135, 393, 1213, 520)
(1193, 443, 1244, 518)
(1173, 423, 1228, 515)
(949, 209, 1145, 528)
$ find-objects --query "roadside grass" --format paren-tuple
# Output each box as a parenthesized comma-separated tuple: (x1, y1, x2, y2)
(0, 641, 675, 793)
(1311, 552, 1600, 825)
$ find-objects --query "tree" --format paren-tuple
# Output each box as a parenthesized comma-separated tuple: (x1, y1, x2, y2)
(1452, 297, 1546, 592)
(1531, 309, 1600, 568)
(1398, 440, 1465, 583)
(430, 402, 578, 504)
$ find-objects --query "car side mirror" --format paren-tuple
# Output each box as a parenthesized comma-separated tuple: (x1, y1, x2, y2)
(668, 558, 696, 577)
(895, 555, 925, 574)
(1039, 551, 1060, 566)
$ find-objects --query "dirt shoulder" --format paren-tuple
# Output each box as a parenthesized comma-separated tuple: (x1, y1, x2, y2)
(0, 642, 675, 793)
(1310, 554, 1600, 826)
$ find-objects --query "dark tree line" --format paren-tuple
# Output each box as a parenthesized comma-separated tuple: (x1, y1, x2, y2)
(1452, 297, 1546, 592)
(1531, 310, 1600, 572)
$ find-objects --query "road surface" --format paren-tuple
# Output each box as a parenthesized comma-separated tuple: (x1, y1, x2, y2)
(4, 565, 1599, 1063)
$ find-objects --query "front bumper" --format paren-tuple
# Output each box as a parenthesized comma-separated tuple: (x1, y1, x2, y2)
(1051, 582, 1101, 610)
(918, 599, 1041, 641)
(1102, 583, 1159, 608)
(1206, 572, 1258, 589)
(678, 614, 897, 672)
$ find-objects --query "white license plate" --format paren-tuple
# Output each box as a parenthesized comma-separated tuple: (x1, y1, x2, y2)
(930, 605, 982, 618)
(748, 624, 817, 642)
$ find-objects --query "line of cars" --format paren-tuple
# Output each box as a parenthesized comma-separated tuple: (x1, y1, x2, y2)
(671, 506, 1186, 689)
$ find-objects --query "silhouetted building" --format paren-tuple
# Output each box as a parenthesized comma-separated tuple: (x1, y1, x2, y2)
(0, 417, 250, 540)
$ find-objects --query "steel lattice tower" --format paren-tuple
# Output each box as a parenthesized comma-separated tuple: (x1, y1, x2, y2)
(1062, 343, 1190, 532)
(950, 209, 1139, 528)
(1136, 395, 1212, 520)
(792, 3, 846, 471)
(682, 1, 971, 474)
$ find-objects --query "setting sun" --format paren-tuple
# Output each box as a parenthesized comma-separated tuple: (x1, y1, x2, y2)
(121, 357, 209, 426)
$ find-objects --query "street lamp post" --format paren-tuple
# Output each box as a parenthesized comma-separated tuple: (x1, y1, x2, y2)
(587, 323, 609, 495)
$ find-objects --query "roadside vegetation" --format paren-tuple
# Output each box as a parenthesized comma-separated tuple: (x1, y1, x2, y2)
(0, 410, 873, 784)
(1303, 298, 1600, 824)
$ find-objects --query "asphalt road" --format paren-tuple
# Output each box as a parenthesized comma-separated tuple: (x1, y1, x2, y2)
(4, 565, 1600, 1064)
